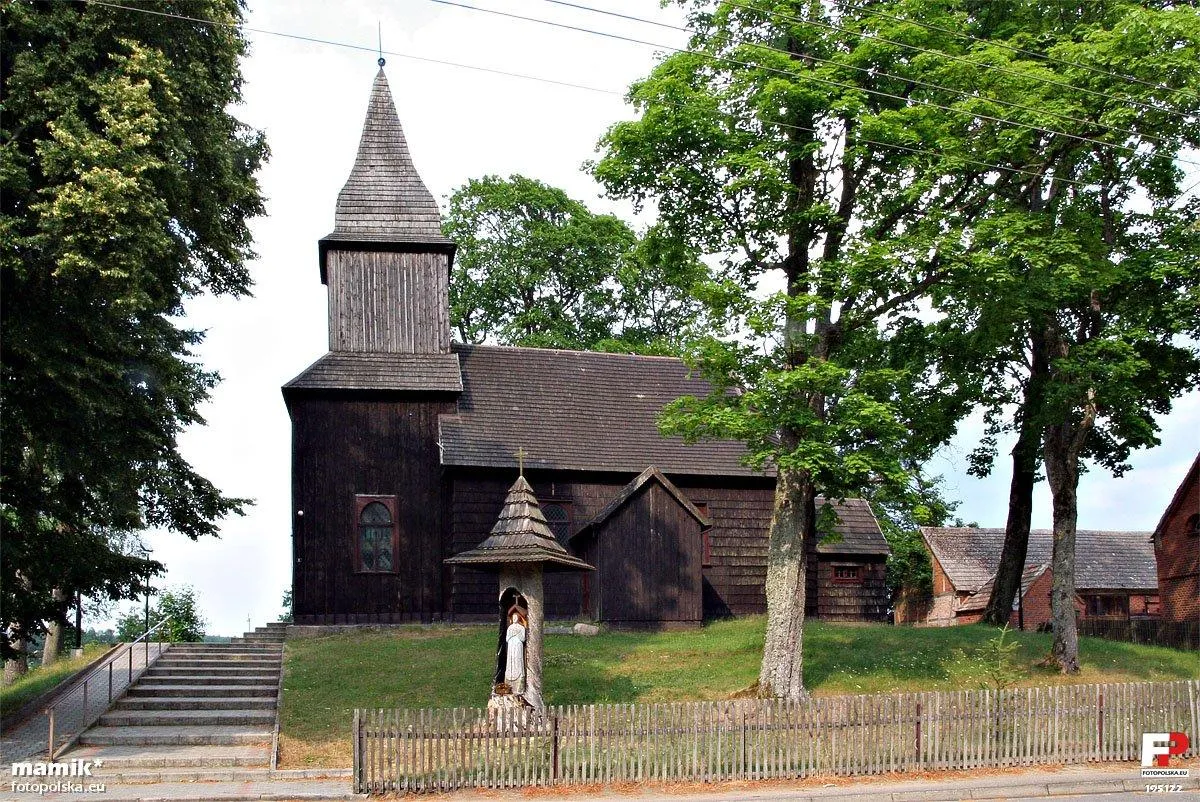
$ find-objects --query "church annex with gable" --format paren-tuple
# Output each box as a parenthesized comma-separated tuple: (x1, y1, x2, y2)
(283, 69, 890, 627)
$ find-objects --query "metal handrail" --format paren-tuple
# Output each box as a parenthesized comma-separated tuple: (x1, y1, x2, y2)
(45, 616, 174, 758)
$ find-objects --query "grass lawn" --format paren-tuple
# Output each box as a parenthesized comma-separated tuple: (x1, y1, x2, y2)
(0, 644, 111, 719)
(279, 617, 1199, 767)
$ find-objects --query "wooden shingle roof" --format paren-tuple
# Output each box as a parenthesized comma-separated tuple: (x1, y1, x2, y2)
(439, 344, 763, 477)
(920, 527, 1158, 593)
(816, 498, 890, 556)
(444, 476, 594, 572)
(283, 352, 462, 392)
(320, 69, 452, 279)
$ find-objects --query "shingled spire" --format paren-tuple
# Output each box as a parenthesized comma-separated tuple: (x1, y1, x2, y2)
(326, 68, 450, 244)
(318, 67, 456, 354)
(445, 476, 594, 572)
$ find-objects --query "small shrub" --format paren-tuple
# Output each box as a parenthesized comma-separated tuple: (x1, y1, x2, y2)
(948, 626, 1027, 691)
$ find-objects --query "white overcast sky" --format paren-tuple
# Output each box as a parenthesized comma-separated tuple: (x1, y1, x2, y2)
(102, 0, 1198, 635)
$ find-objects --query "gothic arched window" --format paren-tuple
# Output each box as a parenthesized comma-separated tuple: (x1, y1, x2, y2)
(357, 497, 397, 573)
(542, 502, 572, 545)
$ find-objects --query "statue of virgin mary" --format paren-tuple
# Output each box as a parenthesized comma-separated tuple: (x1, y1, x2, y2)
(504, 608, 527, 693)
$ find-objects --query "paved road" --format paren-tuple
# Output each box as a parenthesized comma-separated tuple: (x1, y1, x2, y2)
(0, 643, 168, 764)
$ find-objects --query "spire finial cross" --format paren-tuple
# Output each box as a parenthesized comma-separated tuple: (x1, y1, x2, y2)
(516, 447, 526, 477)
(377, 22, 385, 68)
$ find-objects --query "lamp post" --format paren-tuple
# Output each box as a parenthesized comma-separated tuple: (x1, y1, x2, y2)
(137, 545, 153, 637)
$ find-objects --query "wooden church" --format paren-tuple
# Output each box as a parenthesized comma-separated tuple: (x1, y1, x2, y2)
(283, 68, 890, 627)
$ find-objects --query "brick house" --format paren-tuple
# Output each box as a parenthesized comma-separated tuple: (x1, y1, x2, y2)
(1153, 453, 1199, 623)
(915, 528, 1159, 628)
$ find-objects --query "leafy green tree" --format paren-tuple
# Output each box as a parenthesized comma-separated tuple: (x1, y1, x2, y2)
(1, 1, 265, 658)
(444, 174, 710, 352)
(154, 587, 206, 642)
(594, 0, 1039, 699)
(596, 0, 1199, 693)
(912, 5, 1200, 667)
(115, 586, 206, 642)
(280, 588, 294, 624)
(913, 3, 1200, 643)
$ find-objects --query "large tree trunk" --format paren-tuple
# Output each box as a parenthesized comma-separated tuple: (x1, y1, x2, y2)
(984, 334, 1048, 626)
(42, 588, 67, 666)
(1043, 423, 1083, 672)
(3, 636, 28, 686)
(758, 455, 815, 700)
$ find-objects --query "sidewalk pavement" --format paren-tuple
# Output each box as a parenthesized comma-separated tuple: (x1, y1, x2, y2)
(0, 645, 166, 765)
(9, 761, 1198, 801)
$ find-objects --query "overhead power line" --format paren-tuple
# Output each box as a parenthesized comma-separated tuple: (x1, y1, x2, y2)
(84, 0, 620, 95)
(83, 0, 1186, 191)
(539, 0, 1182, 156)
(834, 0, 1200, 107)
(433, 0, 1198, 167)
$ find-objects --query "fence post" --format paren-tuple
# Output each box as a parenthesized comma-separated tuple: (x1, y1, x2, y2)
(740, 709, 748, 780)
(1097, 689, 1104, 761)
(551, 713, 560, 783)
(47, 708, 55, 759)
(915, 700, 922, 770)
(352, 709, 361, 793)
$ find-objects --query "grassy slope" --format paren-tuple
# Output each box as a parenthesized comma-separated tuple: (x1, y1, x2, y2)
(0, 644, 110, 719)
(279, 618, 1198, 766)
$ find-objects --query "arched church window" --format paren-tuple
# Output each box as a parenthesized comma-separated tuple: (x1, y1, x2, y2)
(542, 502, 572, 544)
(356, 496, 397, 573)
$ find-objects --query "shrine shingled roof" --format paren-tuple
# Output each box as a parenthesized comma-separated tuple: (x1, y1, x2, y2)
(445, 475, 594, 572)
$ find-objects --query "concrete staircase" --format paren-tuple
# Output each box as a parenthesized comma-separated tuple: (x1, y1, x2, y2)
(63, 624, 289, 782)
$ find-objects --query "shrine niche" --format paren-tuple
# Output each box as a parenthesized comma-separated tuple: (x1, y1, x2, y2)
(445, 469, 592, 714)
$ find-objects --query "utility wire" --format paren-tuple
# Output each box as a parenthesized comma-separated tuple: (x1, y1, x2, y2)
(540, 0, 1181, 155)
(84, 0, 1151, 190)
(83, 0, 621, 95)
(432, 0, 1197, 167)
(834, 0, 1200, 107)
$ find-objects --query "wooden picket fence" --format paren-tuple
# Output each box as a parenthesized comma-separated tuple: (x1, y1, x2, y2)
(354, 680, 1199, 793)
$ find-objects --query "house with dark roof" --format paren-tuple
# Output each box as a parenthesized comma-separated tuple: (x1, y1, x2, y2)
(282, 68, 890, 627)
(1153, 453, 1199, 624)
(916, 527, 1159, 628)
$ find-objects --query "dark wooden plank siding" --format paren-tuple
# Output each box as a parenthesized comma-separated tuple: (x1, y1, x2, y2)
(815, 558, 890, 621)
(586, 483, 703, 625)
(288, 391, 455, 624)
(326, 250, 450, 353)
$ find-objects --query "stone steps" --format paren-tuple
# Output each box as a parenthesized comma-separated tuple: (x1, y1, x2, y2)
(145, 665, 278, 676)
(155, 654, 281, 664)
(100, 709, 276, 727)
(64, 743, 272, 768)
(126, 684, 277, 697)
(138, 674, 278, 685)
(117, 696, 276, 710)
(79, 724, 273, 746)
(61, 623, 287, 775)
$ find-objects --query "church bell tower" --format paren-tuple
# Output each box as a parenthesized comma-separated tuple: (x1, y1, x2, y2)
(318, 67, 455, 353)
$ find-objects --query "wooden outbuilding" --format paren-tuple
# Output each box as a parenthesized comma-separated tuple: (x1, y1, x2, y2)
(571, 468, 710, 627)
(283, 67, 891, 627)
